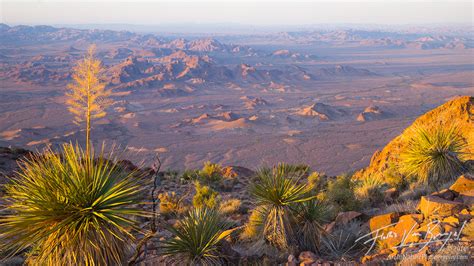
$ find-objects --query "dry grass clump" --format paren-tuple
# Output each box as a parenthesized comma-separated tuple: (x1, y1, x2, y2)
(219, 198, 242, 215)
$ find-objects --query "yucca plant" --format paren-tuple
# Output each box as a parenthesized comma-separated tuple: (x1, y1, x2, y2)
(400, 124, 468, 188)
(294, 198, 332, 253)
(249, 163, 314, 251)
(0, 143, 145, 265)
(160, 207, 234, 265)
(320, 221, 368, 260)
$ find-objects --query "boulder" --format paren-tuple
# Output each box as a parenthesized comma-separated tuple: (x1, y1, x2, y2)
(449, 174, 474, 194)
(382, 214, 422, 248)
(369, 212, 399, 233)
(418, 195, 465, 218)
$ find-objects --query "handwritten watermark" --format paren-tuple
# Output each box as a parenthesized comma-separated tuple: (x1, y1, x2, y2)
(356, 219, 468, 256)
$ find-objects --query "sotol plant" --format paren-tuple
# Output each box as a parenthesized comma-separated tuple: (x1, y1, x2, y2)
(161, 207, 234, 265)
(0, 144, 145, 265)
(66, 44, 112, 155)
(400, 124, 467, 188)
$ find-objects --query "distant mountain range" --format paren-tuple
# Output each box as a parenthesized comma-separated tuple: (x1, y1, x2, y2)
(0, 24, 381, 94)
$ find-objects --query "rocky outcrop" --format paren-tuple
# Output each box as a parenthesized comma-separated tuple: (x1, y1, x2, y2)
(296, 103, 345, 121)
(354, 96, 474, 180)
(356, 105, 386, 122)
(363, 174, 474, 263)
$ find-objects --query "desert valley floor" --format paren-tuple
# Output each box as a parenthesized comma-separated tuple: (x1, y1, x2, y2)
(0, 25, 473, 175)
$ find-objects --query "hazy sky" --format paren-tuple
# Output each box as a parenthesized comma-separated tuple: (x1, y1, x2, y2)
(1, 0, 472, 26)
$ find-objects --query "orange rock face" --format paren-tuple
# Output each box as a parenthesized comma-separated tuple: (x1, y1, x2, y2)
(418, 195, 465, 218)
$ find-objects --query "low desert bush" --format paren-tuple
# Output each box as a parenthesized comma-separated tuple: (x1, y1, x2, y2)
(307, 171, 327, 191)
(219, 198, 242, 215)
(193, 181, 221, 209)
(181, 169, 200, 181)
(198, 161, 224, 182)
(354, 175, 386, 204)
(0, 143, 144, 265)
(399, 124, 468, 188)
(158, 191, 187, 216)
(321, 174, 360, 212)
(384, 162, 409, 190)
(160, 207, 234, 265)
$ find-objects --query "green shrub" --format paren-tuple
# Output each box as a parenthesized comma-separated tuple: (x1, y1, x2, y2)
(161, 207, 234, 265)
(322, 174, 360, 212)
(198, 161, 223, 182)
(249, 163, 314, 251)
(0, 143, 144, 265)
(400, 124, 467, 188)
(192, 181, 221, 209)
(181, 169, 199, 181)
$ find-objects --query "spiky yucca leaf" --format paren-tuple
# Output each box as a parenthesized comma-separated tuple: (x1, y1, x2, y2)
(250, 163, 314, 250)
(294, 198, 332, 253)
(400, 124, 467, 187)
(0, 143, 145, 265)
(161, 207, 234, 265)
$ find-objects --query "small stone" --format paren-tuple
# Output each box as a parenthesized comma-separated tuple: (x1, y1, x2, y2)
(298, 251, 318, 265)
(458, 209, 472, 222)
(431, 189, 455, 201)
(442, 216, 460, 227)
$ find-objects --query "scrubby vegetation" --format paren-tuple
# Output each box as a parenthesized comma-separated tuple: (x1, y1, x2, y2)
(192, 181, 221, 209)
(1, 46, 471, 265)
(320, 174, 360, 212)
